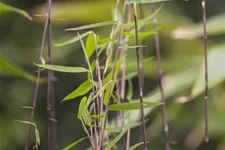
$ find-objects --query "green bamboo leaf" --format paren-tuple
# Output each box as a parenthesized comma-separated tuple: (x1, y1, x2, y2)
(0, 2, 32, 20)
(35, 128, 40, 145)
(109, 101, 161, 111)
(14, 120, 36, 127)
(122, 31, 154, 38)
(119, 4, 163, 32)
(77, 97, 87, 119)
(66, 21, 118, 31)
(63, 137, 88, 150)
(111, 93, 119, 103)
(54, 31, 93, 47)
(15, 120, 40, 146)
(82, 106, 92, 126)
(104, 122, 138, 150)
(36, 64, 89, 73)
(97, 38, 115, 44)
(0, 54, 45, 83)
(91, 114, 105, 119)
(126, 0, 172, 3)
(77, 97, 91, 126)
(62, 80, 92, 101)
(85, 33, 99, 58)
(127, 142, 144, 150)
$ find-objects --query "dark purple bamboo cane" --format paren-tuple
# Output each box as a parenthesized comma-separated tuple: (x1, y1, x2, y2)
(201, 0, 209, 150)
(150, 3, 170, 150)
(134, 4, 148, 150)
(47, 0, 53, 149)
(25, 2, 50, 150)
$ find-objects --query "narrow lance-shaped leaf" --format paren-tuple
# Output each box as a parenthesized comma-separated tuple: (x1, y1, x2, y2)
(77, 97, 87, 119)
(62, 137, 88, 150)
(77, 97, 91, 126)
(62, 80, 92, 101)
(36, 64, 89, 73)
(85, 33, 100, 58)
(117, 4, 163, 32)
(66, 20, 118, 31)
(0, 54, 45, 83)
(91, 114, 105, 119)
(54, 31, 93, 47)
(127, 142, 145, 150)
(15, 120, 40, 145)
(122, 31, 154, 38)
(109, 101, 162, 111)
(0, 2, 32, 20)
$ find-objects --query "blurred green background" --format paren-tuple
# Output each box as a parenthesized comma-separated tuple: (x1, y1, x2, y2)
(0, 0, 225, 150)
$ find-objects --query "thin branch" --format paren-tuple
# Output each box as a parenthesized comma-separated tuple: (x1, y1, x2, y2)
(150, 3, 170, 150)
(25, 2, 50, 150)
(47, 0, 53, 149)
(133, 3, 148, 150)
(201, 0, 209, 149)
(103, 0, 121, 77)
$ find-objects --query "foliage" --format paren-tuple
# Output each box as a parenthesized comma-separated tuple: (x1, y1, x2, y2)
(1, 0, 225, 150)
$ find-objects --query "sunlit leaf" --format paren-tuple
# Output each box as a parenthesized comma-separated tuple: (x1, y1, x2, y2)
(0, 2, 32, 20)
(126, 0, 172, 3)
(97, 38, 115, 44)
(109, 101, 161, 111)
(127, 142, 145, 150)
(35, 128, 40, 145)
(171, 14, 225, 39)
(122, 31, 154, 38)
(111, 93, 119, 103)
(54, 31, 93, 47)
(77, 97, 91, 126)
(0, 54, 45, 83)
(66, 21, 118, 31)
(85, 33, 99, 58)
(77, 97, 87, 119)
(63, 137, 87, 150)
(62, 80, 92, 101)
(91, 114, 105, 119)
(36, 64, 89, 73)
